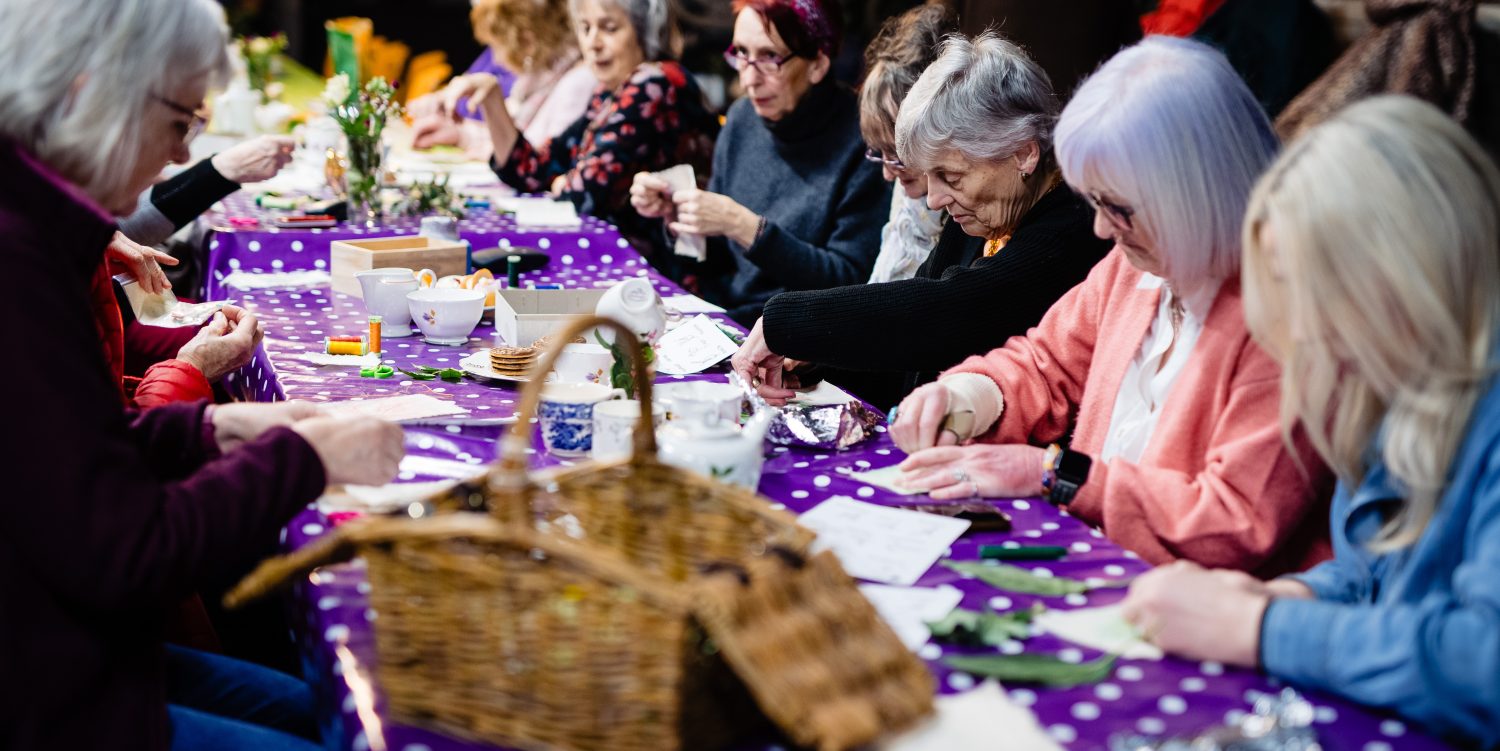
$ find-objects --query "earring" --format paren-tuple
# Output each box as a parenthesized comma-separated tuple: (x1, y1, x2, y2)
(1019, 170, 1030, 181)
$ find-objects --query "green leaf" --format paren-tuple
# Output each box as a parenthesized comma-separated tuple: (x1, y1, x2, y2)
(942, 652, 1119, 688)
(942, 561, 1128, 596)
(399, 368, 436, 381)
(416, 365, 442, 373)
(438, 368, 464, 383)
(926, 604, 1043, 647)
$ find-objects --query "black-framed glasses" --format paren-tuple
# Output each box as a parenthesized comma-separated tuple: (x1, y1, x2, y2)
(863, 147, 906, 171)
(1085, 191, 1135, 230)
(723, 45, 792, 75)
(154, 94, 209, 146)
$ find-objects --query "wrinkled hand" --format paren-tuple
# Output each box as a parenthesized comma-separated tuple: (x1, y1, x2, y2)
(669, 188, 758, 246)
(209, 400, 324, 453)
(441, 73, 505, 120)
(211, 135, 295, 184)
(411, 112, 463, 149)
(629, 172, 676, 221)
(730, 318, 799, 405)
(890, 382, 963, 453)
(176, 306, 264, 381)
(405, 92, 441, 120)
(896, 443, 1045, 499)
(1120, 560, 1273, 668)
(292, 415, 406, 485)
(108, 231, 178, 295)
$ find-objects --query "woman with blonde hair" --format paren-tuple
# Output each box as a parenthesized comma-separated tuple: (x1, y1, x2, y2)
(890, 37, 1334, 576)
(411, 0, 597, 154)
(1122, 95, 1500, 746)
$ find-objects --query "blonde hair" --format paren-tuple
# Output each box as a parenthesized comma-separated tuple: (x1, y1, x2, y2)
(1244, 95, 1500, 550)
(472, 0, 578, 72)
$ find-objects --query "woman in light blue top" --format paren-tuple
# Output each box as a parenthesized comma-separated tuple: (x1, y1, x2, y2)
(1121, 95, 1500, 746)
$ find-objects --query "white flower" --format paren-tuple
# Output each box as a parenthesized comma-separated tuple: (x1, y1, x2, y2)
(322, 73, 351, 107)
(248, 36, 273, 56)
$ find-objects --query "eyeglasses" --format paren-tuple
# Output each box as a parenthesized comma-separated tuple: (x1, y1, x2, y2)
(723, 45, 792, 75)
(1085, 191, 1135, 230)
(154, 94, 209, 146)
(863, 148, 906, 171)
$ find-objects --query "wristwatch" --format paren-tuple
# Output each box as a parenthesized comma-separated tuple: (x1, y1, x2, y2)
(1042, 444, 1092, 506)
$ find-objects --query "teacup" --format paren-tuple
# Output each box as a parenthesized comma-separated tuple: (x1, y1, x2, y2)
(654, 381, 743, 427)
(553, 343, 613, 384)
(595, 277, 666, 345)
(590, 399, 665, 461)
(406, 287, 486, 346)
(538, 382, 625, 456)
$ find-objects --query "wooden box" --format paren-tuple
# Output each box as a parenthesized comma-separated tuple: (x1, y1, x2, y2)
(492, 288, 607, 347)
(329, 236, 468, 298)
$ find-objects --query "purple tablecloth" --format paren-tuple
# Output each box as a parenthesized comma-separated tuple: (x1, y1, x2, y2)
(211, 204, 1448, 751)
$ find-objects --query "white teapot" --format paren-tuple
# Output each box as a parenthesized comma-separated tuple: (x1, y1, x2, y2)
(657, 404, 771, 490)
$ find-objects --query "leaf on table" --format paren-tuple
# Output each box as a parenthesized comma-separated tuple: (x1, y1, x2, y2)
(942, 652, 1119, 688)
(438, 367, 464, 382)
(399, 368, 437, 381)
(942, 561, 1130, 596)
(926, 604, 1043, 647)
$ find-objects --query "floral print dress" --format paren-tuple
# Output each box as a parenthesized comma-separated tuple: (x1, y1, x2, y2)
(491, 61, 718, 274)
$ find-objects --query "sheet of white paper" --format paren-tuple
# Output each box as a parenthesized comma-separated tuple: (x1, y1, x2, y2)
(797, 496, 970, 585)
(320, 479, 461, 513)
(875, 681, 1062, 751)
(859, 583, 965, 651)
(786, 380, 856, 406)
(299, 352, 381, 368)
(1034, 604, 1163, 660)
(655, 164, 706, 261)
(221, 270, 332, 291)
(502, 197, 582, 229)
(318, 394, 469, 423)
(654, 314, 739, 375)
(137, 299, 231, 328)
(850, 464, 927, 496)
(395, 454, 491, 480)
(663, 293, 726, 314)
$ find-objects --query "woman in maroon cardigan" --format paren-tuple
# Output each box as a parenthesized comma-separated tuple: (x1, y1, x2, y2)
(0, 1, 405, 749)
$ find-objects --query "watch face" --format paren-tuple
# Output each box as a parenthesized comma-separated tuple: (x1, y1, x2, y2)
(1057, 450, 1092, 483)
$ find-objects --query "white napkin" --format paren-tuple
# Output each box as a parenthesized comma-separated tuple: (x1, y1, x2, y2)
(1034, 604, 1163, 661)
(875, 681, 1062, 751)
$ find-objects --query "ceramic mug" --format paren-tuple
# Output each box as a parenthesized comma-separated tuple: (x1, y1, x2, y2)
(590, 399, 665, 461)
(594, 277, 666, 344)
(538, 382, 625, 456)
(654, 381, 743, 427)
(553, 343, 614, 384)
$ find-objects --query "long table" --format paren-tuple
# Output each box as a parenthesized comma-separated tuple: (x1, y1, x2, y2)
(205, 203, 1449, 751)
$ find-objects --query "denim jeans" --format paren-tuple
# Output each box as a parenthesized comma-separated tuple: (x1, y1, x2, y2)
(166, 644, 322, 751)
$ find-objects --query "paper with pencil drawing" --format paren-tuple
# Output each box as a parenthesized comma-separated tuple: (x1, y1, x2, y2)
(798, 496, 969, 585)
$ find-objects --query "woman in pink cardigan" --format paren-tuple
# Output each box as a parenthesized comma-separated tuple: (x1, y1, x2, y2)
(891, 37, 1334, 577)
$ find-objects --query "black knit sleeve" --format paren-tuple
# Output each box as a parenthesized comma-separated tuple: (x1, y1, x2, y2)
(149, 157, 240, 231)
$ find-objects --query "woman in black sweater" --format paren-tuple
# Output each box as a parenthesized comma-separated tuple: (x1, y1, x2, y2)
(732, 32, 1111, 407)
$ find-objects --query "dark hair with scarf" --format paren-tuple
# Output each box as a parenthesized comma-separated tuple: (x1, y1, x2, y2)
(731, 0, 841, 60)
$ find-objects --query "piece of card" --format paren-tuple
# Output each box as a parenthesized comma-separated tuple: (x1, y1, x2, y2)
(797, 496, 970, 586)
(319, 394, 469, 423)
(1034, 603, 1163, 661)
(654, 314, 739, 375)
(221, 270, 332, 291)
(320, 479, 462, 513)
(504, 197, 581, 229)
(655, 164, 706, 261)
(663, 293, 726, 314)
(851, 464, 926, 496)
(786, 380, 857, 406)
(875, 681, 1062, 751)
(859, 583, 965, 651)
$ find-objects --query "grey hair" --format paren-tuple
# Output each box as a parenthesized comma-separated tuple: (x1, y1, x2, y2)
(569, 0, 676, 61)
(1056, 36, 1277, 284)
(0, 0, 230, 209)
(894, 31, 1058, 174)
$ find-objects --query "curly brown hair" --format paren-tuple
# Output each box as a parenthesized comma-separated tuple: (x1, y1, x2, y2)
(471, 0, 578, 73)
(858, 2, 955, 150)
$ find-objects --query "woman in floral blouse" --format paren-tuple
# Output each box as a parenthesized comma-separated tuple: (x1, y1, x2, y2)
(441, 0, 717, 276)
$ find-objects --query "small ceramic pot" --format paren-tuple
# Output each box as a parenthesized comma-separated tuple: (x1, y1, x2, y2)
(590, 399, 665, 461)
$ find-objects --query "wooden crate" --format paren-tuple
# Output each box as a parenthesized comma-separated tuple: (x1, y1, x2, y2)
(330, 236, 468, 298)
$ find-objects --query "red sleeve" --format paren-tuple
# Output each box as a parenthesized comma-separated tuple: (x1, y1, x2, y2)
(134, 359, 213, 409)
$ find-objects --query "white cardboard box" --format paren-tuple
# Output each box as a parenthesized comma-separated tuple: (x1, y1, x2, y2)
(492, 288, 607, 347)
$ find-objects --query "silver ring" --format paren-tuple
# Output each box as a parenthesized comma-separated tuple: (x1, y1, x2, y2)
(968, 480, 980, 499)
(952, 468, 968, 484)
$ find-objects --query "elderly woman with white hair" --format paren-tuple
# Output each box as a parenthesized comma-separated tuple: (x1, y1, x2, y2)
(0, 0, 404, 748)
(1124, 96, 1500, 745)
(730, 32, 1109, 408)
(441, 0, 717, 274)
(892, 37, 1334, 577)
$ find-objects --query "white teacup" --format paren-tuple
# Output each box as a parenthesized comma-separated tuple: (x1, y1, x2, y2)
(595, 277, 666, 344)
(654, 381, 743, 427)
(590, 399, 666, 461)
(539, 382, 625, 456)
(553, 343, 614, 385)
(406, 287, 486, 345)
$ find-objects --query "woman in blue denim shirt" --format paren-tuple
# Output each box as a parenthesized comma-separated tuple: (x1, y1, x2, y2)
(1120, 95, 1500, 746)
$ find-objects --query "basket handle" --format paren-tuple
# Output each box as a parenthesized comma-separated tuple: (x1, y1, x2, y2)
(494, 315, 657, 482)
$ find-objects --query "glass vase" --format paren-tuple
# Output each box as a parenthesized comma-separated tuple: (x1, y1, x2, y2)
(345, 135, 383, 228)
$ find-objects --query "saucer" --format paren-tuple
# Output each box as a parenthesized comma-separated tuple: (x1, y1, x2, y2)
(458, 351, 553, 384)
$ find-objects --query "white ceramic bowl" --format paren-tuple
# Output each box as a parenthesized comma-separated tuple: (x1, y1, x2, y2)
(406, 287, 487, 345)
(553, 342, 614, 384)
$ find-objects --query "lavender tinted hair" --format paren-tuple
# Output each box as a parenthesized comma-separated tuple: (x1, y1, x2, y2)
(1055, 36, 1277, 283)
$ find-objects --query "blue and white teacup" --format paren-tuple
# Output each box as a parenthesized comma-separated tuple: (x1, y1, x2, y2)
(538, 382, 625, 456)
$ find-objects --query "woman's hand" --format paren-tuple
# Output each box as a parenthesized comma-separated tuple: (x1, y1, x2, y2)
(441, 73, 506, 120)
(629, 172, 676, 221)
(411, 112, 463, 149)
(208, 400, 324, 453)
(896, 444, 1045, 499)
(1120, 560, 1273, 668)
(176, 306, 264, 381)
(891, 382, 965, 453)
(669, 189, 760, 247)
(210, 135, 295, 184)
(730, 318, 799, 405)
(108, 231, 178, 295)
(291, 415, 406, 486)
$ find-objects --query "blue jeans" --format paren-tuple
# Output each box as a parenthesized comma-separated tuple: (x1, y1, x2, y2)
(166, 644, 322, 751)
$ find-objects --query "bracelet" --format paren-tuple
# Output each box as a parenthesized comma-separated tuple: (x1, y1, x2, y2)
(1040, 443, 1062, 499)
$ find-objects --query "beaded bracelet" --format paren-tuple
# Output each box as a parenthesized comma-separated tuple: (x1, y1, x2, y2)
(1040, 443, 1063, 500)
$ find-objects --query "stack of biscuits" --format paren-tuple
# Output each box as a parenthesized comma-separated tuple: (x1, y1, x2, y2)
(488, 334, 587, 379)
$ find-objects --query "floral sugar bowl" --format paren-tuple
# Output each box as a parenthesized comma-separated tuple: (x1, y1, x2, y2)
(657, 407, 772, 490)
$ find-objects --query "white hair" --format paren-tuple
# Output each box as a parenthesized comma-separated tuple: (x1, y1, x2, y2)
(894, 32, 1058, 174)
(569, 0, 674, 61)
(1055, 36, 1277, 285)
(0, 0, 230, 206)
(1244, 95, 1500, 551)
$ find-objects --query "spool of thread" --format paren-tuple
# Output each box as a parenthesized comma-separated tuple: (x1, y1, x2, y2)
(368, 315, 382, 354)
(325, 335, 369, 356)
(506, 254, 521, 288)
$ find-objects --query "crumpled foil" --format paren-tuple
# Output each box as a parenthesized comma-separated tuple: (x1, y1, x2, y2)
(1109, 688, 1322, 751)
(767, 401, 882, 450)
